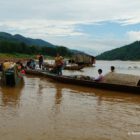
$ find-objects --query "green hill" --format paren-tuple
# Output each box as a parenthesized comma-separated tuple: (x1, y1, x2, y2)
(96, 41, 140, 60)
(0, 32, 86, 57)
(0, 32, 74, 57)
(0, 32, 55, 47)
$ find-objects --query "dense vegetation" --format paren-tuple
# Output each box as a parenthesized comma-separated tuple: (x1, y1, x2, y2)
(96, 41, 140, 60)
(0, 32, 73, 57)
(0, 40, 72, 57)
(0, 32, 55, 47)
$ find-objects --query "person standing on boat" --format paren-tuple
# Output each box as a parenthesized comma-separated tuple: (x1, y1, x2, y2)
(95, 69, 104, 82)
(38, 54, 44, 69)
(54, 53, 63, 75)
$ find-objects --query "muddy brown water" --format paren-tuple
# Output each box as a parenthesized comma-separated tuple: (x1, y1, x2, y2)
(0, 61, 140, 140)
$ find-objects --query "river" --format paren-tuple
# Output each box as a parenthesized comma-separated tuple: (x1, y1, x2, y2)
(0, 61, 140, 140)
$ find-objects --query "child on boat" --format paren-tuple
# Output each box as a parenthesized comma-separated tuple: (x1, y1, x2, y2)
(95, 69, 104, 82)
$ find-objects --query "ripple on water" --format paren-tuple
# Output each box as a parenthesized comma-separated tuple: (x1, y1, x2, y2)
(0, 62, 140, 140)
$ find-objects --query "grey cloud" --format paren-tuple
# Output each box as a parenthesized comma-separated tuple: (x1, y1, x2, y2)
(1, 0, 140, 23)
(0, 0, 140, 53)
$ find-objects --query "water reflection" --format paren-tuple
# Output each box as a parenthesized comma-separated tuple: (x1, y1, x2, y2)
(52, 81, 140, 105)
(50, 82, 140, 140)
(55, 87, 62, 105)
(0, 75, 140, 140)
(0, 79, 24, 108)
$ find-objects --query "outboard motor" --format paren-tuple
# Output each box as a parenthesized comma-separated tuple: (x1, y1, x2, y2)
(5, 68, 16, 86)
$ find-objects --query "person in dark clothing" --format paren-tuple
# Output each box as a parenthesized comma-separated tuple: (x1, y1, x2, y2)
(0, 63, 3, 71)
(38, 55, 44, 69)
(26, 60, 31, 68)
(26, 59, 36, 69)
(111, 66, 115, 72)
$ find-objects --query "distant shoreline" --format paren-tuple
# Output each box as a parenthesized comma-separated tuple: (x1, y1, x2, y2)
(96, 59, 140, 61)
(1, 53, 139, 62)
(0, 53, 53, 63)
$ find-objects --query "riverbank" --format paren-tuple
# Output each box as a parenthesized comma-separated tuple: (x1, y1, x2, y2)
(0, 53, 53, 62)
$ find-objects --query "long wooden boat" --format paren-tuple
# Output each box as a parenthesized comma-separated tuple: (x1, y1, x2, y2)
(25, 69, 140, 93)
(44, 63, 84, 70)
(0, 67, 23, 86)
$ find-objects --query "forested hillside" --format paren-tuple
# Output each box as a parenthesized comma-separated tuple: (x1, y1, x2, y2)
(0, 32, 55, 47)
(96, 41, 140, 60)
(0, 40, 72, 57)
(0, 32, 73, 57)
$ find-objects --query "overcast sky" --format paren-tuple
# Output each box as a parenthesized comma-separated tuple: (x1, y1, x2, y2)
(0, 0, 140, 55)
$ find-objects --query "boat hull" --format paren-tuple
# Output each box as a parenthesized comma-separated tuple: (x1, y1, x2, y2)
(25, 70, 140, 93)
